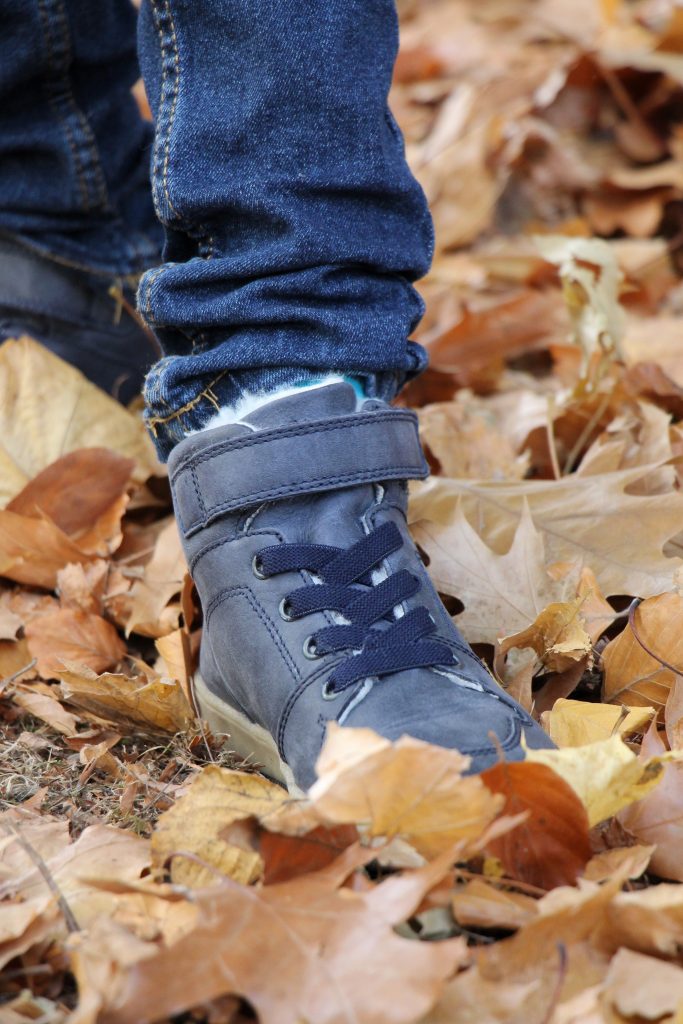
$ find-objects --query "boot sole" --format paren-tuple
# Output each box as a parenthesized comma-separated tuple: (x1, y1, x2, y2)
(192, 673, 301, 795)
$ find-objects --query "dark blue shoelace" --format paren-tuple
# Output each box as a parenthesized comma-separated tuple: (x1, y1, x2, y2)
(255, 521, 454, 695)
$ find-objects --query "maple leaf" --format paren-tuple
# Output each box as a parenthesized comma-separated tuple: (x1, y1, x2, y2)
(410, 461, 683, 601)
(74, 850, 469, 1024)
(412, 498, 570, 646)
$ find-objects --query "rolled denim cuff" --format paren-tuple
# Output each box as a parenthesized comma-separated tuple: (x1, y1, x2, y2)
(144, 340, 428, 461)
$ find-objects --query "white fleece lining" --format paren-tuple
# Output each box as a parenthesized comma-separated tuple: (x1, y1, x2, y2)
(193, 375, 350, 433)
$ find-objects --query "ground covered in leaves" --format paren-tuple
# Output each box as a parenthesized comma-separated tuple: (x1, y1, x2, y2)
(6, 0, 683, 1021)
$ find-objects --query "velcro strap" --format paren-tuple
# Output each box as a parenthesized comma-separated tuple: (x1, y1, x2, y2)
(171, 409, 428, 537)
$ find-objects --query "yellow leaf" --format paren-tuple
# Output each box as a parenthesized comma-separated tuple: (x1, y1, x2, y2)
(541, 698, 656, 747)
(0, 337, 158, 506)
(308, 726, 505, 860)
(499, 599, 592, 673)
(57, 661, 195, 734)
(603, 593, 683, 710)
(152, 766, 288, 887)
(525, 734, 680, 826)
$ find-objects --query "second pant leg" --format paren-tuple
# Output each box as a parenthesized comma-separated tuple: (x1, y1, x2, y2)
(0, 0, 160, 274)
(138, 0, 433, 457)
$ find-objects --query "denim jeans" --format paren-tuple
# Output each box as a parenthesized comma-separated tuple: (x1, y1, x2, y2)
(2, 0, 433, 459)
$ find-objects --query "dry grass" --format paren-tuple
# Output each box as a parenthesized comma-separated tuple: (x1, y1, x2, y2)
(0, 708, 245, 838)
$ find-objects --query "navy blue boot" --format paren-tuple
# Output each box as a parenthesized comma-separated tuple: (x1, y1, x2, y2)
(169, 382, 554, 791)
(0, 234, 158, 404)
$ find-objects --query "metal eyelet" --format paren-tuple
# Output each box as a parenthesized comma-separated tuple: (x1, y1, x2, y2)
(303, 636, 320, 659)
(321, 680, 338, 700)
(252, 554, 267, 580)
(279, 598, 294, 621)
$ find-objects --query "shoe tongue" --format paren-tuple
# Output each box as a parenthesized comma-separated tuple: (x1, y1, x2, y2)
(241, 381, 359, 430)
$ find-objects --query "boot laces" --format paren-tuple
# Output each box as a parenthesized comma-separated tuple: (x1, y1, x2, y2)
(255, 521, 454, 695)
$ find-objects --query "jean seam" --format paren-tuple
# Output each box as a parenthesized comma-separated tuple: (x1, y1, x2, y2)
(36, 0, 110, 214)
(149, 0, 183, 224)
(146, 369, 228, 435)
(141, 263, 168, 323)
(146, 1, 218, 351)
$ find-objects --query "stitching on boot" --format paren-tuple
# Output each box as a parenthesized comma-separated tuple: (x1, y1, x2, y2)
(276, 658, 347, 755)
(171, 410, 420, 474)
(191, 465, 207, 520)
(181, 466, 425, 532)
(203, 586, 302, 683)
(189, 527, 285, 574)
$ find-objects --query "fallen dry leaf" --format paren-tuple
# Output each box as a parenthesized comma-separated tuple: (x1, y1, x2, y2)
(12, 687, 81, 736)
(411, 461, 683, 602)
(602, 592, 683, 711)
(527, 733, 678, 827)
(7, 448, 133, 552)
(413, 498, 571, 646)
(535, 235, 626, 371)
(582, 844, 654, 884)
(76, 848, 469, 1024)
(57, 561, 111, 615)
(0, 337, 158, 506)
(0, 894, 61, 971)
(307, 726, 505, 860)
(154, 627, 194, 707)
(602, 882, 683, 957)
(125, 519, 186, 638)
(418, 399, 529, 480)
(151, 766, 287, 887)
(58, 661, 195, 734)
(603, 947, 683, 1019)
(542, 697, 656, 747)
(26, 609, 126, 677)
(481, 760, 592, 890)
(498, 597, 592, 673)
(451, 877, 538, 931)
(0, 508, 95, 588)
(619, 720, 683, 881)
